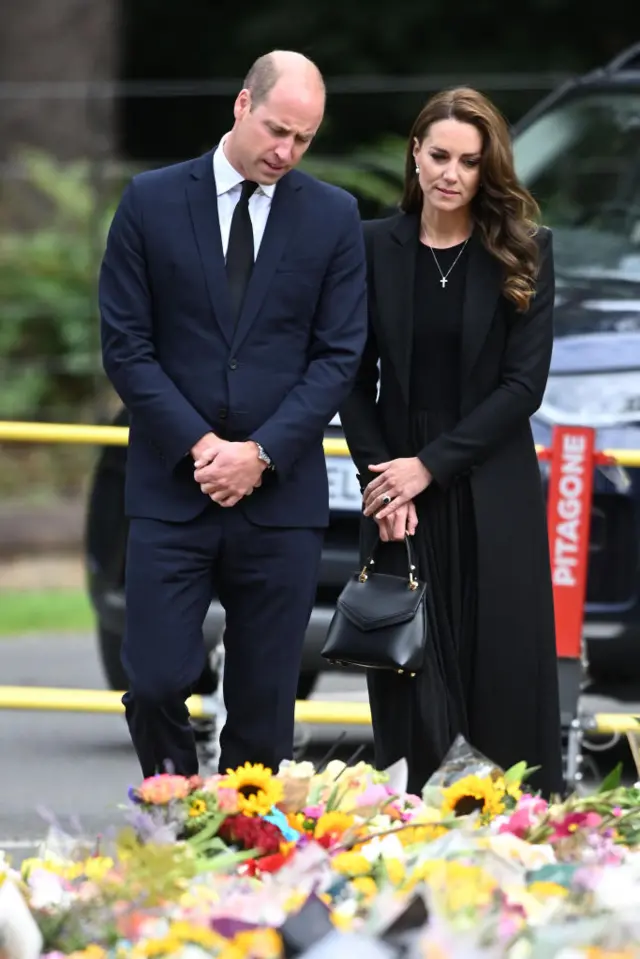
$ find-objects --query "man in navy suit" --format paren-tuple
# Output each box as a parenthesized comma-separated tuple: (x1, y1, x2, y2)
(99, 50, 367, 780)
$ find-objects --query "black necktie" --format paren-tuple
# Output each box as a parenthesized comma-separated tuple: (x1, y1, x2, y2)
(226, 179, 258, 324)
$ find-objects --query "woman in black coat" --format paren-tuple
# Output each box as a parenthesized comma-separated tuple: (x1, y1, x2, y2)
(339, 87, 564, 798)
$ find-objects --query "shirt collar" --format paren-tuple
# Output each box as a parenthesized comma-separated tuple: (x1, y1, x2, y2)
(213, 135, 276, 199)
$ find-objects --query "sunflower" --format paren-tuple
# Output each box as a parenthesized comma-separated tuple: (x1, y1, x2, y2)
(441, 775, 505, 820)
(223, 763, 284, 816)
(314, 811, 355, 839)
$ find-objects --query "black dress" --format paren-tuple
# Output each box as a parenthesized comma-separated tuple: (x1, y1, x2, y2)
(366, 239, 480, 795)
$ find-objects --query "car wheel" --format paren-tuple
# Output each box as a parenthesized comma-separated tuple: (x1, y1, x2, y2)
(297, 671, 317, 700)
(98, 625, 128, 692)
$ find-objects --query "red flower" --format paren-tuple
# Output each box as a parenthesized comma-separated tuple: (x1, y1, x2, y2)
(238, 849, 293, 877)
(219, 814, 284, 855)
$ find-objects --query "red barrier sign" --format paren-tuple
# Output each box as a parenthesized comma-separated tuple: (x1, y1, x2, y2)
(546, 425, 596, 659)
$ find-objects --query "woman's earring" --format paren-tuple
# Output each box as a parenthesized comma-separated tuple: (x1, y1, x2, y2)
(415, 164, 419, 174)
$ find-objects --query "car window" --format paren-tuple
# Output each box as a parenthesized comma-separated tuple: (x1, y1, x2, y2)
(513, 91, 640, 282)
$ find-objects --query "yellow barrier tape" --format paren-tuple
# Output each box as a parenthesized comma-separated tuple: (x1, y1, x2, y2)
(2, 685, 640, 734)
(0, 686, 372, 725)
(0, 421, 350, 458)
(2, 420, 640, 466)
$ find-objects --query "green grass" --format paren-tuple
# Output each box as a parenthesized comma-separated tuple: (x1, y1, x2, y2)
(0, 588, 94, 636)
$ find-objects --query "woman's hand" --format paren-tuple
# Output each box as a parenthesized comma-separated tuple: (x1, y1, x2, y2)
(364, 457, 432, 520)
(375, 500, 419, 541)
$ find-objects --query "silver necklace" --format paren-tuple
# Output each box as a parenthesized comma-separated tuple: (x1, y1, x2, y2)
(423, 236, 470, 288)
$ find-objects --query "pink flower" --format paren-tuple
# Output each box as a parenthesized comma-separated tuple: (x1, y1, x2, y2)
(352, 784, 392, 809)
(216, 787, 239, 813)
(137, 774, 191, 804)
(499, 808, 534, 839)
(303, 805, 324, 820)
(548, 811, 602, 841)
(498, 796, 548, 839)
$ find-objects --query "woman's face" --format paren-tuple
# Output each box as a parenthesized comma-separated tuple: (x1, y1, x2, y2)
(413, 118, 482, 214)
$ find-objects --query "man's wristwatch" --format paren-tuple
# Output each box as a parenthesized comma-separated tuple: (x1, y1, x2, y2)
(255, 442, 274, 471)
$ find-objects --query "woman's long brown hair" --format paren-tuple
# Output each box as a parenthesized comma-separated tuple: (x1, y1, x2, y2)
(401, 87, 541, 312)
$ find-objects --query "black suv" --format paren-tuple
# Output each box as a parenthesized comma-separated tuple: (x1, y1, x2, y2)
(85, 43, 640, 699)
(512, 42, 640, 681)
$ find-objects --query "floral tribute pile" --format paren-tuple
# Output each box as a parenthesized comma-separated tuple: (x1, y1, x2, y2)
(2, 736, 640, 959)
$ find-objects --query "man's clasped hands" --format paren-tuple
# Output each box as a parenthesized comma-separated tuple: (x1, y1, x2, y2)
(191, 432, 266, 509)
(193, 429, 433, 542)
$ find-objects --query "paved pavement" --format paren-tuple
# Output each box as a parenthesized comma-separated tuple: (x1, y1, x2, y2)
(0, 633, 638, 864)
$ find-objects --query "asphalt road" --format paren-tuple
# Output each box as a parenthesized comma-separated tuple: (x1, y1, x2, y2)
(0, 633, 638, 864)
(0, 633, 373, 862)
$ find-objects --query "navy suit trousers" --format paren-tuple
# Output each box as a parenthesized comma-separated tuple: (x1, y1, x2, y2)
(121, 503, 323, 778)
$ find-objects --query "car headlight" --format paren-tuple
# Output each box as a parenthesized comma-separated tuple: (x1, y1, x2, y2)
(538, 371, 640, 427)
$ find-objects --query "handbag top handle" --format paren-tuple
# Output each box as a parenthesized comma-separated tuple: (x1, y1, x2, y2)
(358, 535, 419, 591)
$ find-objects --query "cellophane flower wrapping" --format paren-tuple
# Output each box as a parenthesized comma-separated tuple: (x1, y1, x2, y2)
(3, 738, 640, 957)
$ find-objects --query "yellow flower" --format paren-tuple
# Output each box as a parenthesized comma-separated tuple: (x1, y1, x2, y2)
(314, 811, 355, 839)
(218, 945, 246, 959)
(528, 881, 569, 899)
(351, 876, 378, 900)
(136, 922, 224, 957)
(83, 856, 115, 881)
(420, 862, 498, 916)
(441, 775, 505, 820)
(383, 857, 405, 886)
(331, 902, 356, 931)
(222, 763, 283, 816)
(331, 852, 372, 877)
(188, 797, 209, 818)
(284, 890, 308, 913)
(231, 929, 283, 958)
(586, 952, 638, 959)
(287, 812, 306, 832)
(67, 947, 107, 959)
(397, 823, 448, 846)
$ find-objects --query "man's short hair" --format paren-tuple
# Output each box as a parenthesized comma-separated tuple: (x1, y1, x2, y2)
(243, 55, 280, 108)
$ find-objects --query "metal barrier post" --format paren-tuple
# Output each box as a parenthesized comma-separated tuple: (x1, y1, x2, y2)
(545, 425, 597, 788)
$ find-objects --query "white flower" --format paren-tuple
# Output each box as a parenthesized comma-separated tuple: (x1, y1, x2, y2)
(359, 834, 405, 863)
(593, 864, 640, 911)
(26, 868, 72, 910)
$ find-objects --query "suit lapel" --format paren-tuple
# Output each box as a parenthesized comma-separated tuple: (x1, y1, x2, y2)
(186, 150, 235, 346)
(376, 213, 419, 406)
(461, 230, 502, 377)
(231, 172, 301, 352)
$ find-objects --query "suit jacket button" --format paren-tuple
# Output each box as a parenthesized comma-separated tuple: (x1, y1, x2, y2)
(219, 408, 228, 420)
(229, 358, 238, 370)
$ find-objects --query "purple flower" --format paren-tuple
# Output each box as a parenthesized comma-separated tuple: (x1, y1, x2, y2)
(211, 918, 260, 938)
(125, 807, 179, 844)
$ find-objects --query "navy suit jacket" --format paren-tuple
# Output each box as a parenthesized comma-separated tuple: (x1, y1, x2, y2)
(99, 149, 367, 527)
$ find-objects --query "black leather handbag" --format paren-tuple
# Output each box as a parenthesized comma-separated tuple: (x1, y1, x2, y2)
(321, 536, 427, 676)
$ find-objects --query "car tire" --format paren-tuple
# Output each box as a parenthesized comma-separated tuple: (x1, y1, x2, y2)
(98, 625, 129, 692)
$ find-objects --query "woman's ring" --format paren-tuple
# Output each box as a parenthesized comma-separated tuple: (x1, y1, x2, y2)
(382, 494, 392, 505)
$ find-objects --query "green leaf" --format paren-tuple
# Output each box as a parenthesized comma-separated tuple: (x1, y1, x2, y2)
(503, 761, 528, 786)
(598, 762, 623, 793)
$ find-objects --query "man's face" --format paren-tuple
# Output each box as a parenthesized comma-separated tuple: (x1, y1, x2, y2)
(230, 79, 325, 184)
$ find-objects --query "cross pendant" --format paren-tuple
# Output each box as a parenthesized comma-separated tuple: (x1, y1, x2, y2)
(440, 276, 448, 288)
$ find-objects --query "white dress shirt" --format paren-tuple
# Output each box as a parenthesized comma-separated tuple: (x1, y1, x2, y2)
(213, 135, 275, 259)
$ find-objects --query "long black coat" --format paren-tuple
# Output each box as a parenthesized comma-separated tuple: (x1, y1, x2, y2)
(339, 211, 564, 795)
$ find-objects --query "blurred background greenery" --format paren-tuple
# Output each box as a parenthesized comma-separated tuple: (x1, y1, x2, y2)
(0, 0, 637, 500)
